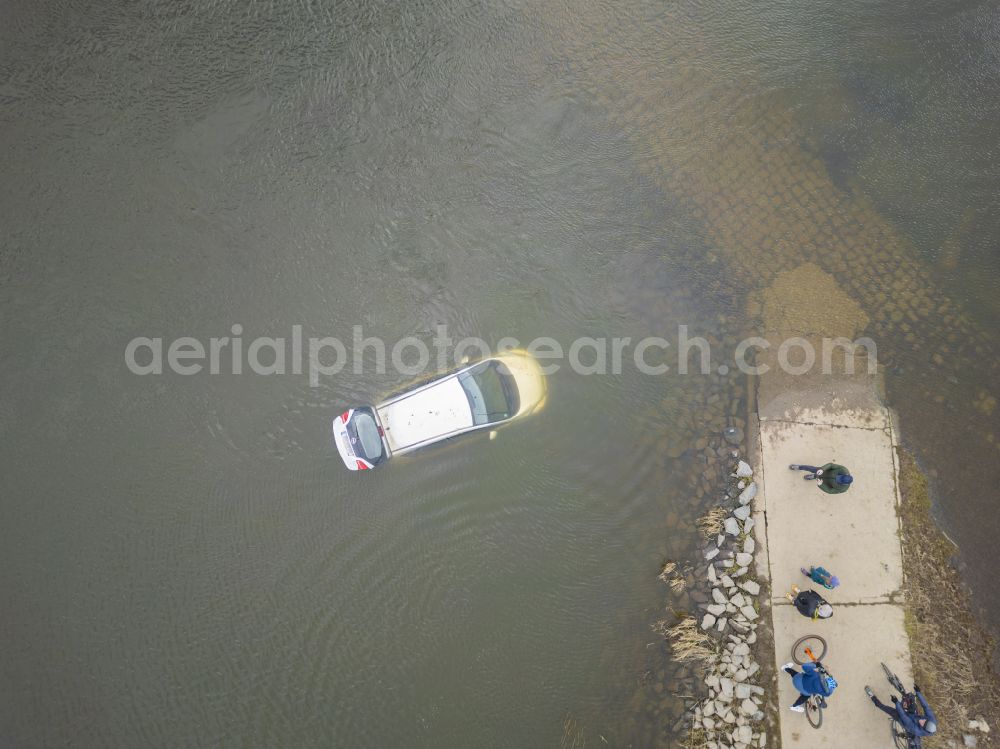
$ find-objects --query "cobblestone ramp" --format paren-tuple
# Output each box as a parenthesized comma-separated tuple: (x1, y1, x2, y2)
(531, 0, 1000, 470)
(528, 0, 1000, 731)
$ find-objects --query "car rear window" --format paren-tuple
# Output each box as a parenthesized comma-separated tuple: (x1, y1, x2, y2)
(352, 411, 384, 461)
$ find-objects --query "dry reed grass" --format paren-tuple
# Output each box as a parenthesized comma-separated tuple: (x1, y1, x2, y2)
(659, 615, 717, 665)
(680, 726, 710, 749)
(696, 507, 727, 539)
(897, 448, 999, 747)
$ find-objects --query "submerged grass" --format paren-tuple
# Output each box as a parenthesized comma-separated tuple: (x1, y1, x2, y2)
(897, 447, 999, 747)
(658, 559, 689, 594)
(560, 714, 586, 749)
(658, 560, 678, 584)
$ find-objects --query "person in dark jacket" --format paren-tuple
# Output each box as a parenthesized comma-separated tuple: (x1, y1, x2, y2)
(789, 463, 853, 494)
(864, 684, 938, 737)
(782, 661, 837, 712)
(786, 585, 833, 620)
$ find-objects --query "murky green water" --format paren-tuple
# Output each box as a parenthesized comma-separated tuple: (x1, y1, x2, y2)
(2, 0, 998, 746)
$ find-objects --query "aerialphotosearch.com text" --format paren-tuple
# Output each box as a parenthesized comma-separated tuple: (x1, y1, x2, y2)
(124, 324, 878, 386)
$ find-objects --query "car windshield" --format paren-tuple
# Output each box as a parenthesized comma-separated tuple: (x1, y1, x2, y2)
(457, 361, 518, 425)
(353, 411, 383, 460)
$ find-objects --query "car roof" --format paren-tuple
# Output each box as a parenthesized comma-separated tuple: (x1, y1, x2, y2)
(377, 376, 473, 451)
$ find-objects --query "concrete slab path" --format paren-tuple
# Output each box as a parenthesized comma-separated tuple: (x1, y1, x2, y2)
(754, 398, 914, 749)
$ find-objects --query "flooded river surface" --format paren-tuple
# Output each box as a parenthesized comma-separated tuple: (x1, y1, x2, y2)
(2, 0, 999, 745)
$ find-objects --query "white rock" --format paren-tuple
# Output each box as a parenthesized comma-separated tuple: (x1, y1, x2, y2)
(747, 631, 757, 645)
(704, 700, 717, 716)
(741, 580, 761, 596)
(759, 731, 767, 747)
(717, 533, 726, 548)
(719, 677, 734, 696)
(735, 460, 753, 477)
(740, 604, 758, 620)
(706, 674, 720, 688)
(743, 518, 755, 533)
(733, 505, 751, 521)
(738, 482, 757, 504)
(707, 603, 726, 616)
(731, 593, 747, 608)
(736, 552, 753, 566)
(733, 566, 749, 577)
(725, 603, 737, 614)
(735, 684, 751, 699)
(732, 642, 750, 657)
(740, 698, 757, 716)
(737, 725, 753, 743)
(733, 668, 748, 682)
(716, 617, 728, 632)
(743, 537, 756, 554)
(746, 662, 760, 677)
(703, 716, 716, 731)
(713, 588, 728, 604)
(705, 547, 720, 560)
(721, 574, 735, 589)
(724, 517, 741, 536)
(708, 565, 718, 584)
(702, 614, 717, 630)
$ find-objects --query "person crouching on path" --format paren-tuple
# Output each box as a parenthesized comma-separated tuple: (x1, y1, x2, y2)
(786, 585, 833, 620)
(864, 683, 938, 737)
(781, 661, 837, 713)
(789, 463, 854, 493)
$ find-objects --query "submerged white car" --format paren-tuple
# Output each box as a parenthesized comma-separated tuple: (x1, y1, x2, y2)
(333, 350, 546, 471)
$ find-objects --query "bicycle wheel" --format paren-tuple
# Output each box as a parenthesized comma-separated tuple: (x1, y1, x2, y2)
(806, 697, 823, 729)
(882, 662, 905, 694)
(890, 720, 908, 749)
(792, 634, 828, 664)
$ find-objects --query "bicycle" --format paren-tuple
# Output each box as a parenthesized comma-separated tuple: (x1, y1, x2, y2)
(880, 662, 921, 749)
(790, 634, 830, 729)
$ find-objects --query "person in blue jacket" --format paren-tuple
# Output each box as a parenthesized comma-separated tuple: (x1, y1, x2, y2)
(865, 683, 938, 737)
(781, 661, 837, 712)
